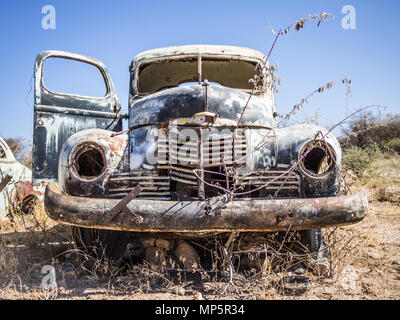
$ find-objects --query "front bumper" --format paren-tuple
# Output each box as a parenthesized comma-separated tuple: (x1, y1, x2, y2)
(44, 183, 368, 233)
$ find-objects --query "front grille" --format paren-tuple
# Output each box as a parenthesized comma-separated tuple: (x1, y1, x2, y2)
(106, 125, 300, 199)
(106, 171, 170, 199)
(166, 126, 247, 178)
(236, 170, 300, 197)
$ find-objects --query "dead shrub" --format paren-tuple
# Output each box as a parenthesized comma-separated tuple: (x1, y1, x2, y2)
(0, 198, 72, 295)
(340, 112, 400, 150)
(385, 138, 400, 154)
(324, 227, 367, 280)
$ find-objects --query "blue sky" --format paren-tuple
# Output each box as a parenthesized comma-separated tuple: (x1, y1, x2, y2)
(0, 0, 399, 142)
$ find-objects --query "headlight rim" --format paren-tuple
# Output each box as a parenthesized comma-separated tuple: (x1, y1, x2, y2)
(298, 140, 337, 179)
(69, 142, 107, 182)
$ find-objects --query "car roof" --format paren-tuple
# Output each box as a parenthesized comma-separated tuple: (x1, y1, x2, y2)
(130, 45, 266, 71)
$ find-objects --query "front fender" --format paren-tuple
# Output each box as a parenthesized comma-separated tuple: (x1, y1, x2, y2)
(58, 129, 128, 197)
(250, 124, 341, 170)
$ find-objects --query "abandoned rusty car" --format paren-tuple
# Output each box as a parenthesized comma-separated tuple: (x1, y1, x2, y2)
(32, 45, 368, 264)
(0, 137, 40, 220)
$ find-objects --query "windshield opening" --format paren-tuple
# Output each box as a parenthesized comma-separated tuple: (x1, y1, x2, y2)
(136, 56, 262, 94)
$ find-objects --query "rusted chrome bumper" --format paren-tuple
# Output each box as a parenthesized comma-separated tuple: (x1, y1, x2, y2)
(44, 183, 368, 232)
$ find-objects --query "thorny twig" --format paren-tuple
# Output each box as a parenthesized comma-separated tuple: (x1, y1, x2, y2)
(237, 12, 334, 127)
(219, 232, 239, 296)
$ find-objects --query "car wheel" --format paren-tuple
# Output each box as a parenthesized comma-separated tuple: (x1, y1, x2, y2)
(299, 228, 330, 276)
(71, 227, 144, 264)
(299, 228, 327, 254)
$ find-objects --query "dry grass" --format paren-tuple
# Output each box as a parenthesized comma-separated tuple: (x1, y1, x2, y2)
(364, 155, 400, 203)
(0, 200, 72, 299)
(0, 210, 363, 300)
(0, 164, 399, 300)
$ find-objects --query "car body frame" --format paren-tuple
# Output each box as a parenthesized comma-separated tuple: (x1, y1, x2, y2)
(33, 45, 368, 235)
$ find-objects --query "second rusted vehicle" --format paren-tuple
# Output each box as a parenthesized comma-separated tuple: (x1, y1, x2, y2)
(1, 137, 41, 220)
(33, 45, 367, 262)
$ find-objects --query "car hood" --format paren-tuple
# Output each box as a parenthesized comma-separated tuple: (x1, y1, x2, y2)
(129, 85, 275, 127)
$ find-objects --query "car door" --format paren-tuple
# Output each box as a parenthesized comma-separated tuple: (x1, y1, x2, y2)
(33, 51, 123, 184)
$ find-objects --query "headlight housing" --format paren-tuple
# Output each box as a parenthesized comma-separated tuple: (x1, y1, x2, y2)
(299, 140, 336, 178)
(70, 142, 106, 180)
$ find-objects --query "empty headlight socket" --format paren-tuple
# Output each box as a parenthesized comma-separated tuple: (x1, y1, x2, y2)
(70, 142, 107, 181)
(299, 140, 336, 178)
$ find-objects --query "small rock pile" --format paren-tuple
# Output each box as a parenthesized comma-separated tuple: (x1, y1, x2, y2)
(142, 238, 200, 270)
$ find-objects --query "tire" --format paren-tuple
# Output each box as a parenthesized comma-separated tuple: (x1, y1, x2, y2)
(299, 229, 328, 257)
(299, 229, 330, 276)
(71, 227, 144, 264)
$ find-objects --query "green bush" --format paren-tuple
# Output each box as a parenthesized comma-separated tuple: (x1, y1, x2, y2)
(342, 145, 382, 179)
(342, 147, 370, 179)
(385, 138, 400, 154)
(340, 113, 400, 151)
(340, 112, 400, 180)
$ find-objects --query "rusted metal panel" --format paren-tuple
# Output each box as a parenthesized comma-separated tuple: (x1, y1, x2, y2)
(128, 45, 276, 131)
(106, 171, 170, 199)
(128, 85, 276, 129)
(0, 137, 39, 219)
(130, 46, 268, 94)
(58, 129, 129, 198)
(44, 182, 368, 232)
(104, 185, 143, 223)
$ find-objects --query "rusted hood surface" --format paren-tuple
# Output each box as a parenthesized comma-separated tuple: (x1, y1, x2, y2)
(129, 85, 276, 128)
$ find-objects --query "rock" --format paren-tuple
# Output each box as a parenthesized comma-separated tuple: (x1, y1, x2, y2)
(155, 238, 174, 250)
(145, 247, 166, 265)
(172, 287, 185, 296)
(314, 261, 330, 277)
(142, 238, 155, 248)
(174, 240, 200, 270)
(239, 254, 262, 270)
(293, 266, 306, 275)
(340, 265, 358, 292)
(378, 185, 400, 203)
(368, 251, 382, 260)
(194, 291, 203, 300)
(123, 241, 146, 260)
(279, 275, 312, 295)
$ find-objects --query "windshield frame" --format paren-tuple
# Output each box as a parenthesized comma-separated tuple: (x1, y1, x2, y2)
(130, 53, 267, 98)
